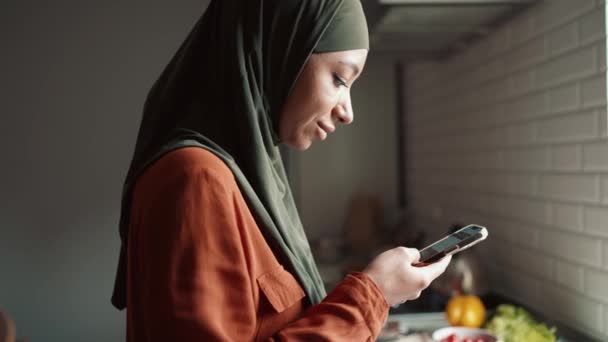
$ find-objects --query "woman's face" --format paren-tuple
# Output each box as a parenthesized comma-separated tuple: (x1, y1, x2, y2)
(278, 49, 368, 150)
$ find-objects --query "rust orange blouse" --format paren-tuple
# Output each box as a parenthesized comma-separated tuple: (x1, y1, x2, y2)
(126, 147, 389, 341)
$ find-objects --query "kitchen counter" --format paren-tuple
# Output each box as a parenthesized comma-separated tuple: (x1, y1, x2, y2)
(383, 291, 601, 342)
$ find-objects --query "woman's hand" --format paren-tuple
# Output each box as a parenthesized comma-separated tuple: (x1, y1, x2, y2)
(362, 247, 452, 306)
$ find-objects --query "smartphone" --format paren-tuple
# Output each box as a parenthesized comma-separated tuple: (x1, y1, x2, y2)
(413, 224, 488, 267)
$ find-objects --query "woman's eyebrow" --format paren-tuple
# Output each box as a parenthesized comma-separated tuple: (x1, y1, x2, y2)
(339, 60, 360, 77)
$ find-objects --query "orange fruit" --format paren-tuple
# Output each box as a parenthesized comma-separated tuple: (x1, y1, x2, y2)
(445, 295, 486, 328)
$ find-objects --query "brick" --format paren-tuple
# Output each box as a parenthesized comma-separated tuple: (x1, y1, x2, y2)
(476, 239, 493, 260)
(539, 174, 600, 202)
(476, 58, 505, 84)
(512, 274, 542, 308)
(598, 40, 606, 71)
(478, 78, 510, 105)
(585, 270, 608, 302)
(605, 305, 608, 340)
(505, 174, 538, 196)
(539, 284, 604, 334)
(537, 111, 598, 142)
(474, 151, 506, 169)
(489, 25, 512, 56)
(534, 0, 596, 33)
(492, 220, 535, 246)
(507, 122, 537, 146)
(509, 70, 535, 96)
(551, 203, 584, 231)
(548, 82, 580, 113)
(555, 261, 584, 291)
(600, 108, 607, 137)
(493, 241, 514, 265)
(469, 173, 499, 193)
(498, 265, 542, 308)
(458, 112, 476, 131)
(510, 245, 555, 280)
(509, 12, 535, 45)
(506, 222, 540, 249)
(507, 37, 545, 71)
(504, 147, 551, 170)
(504, 92, 547, 122)
(477, 194, 506, 216)
(583, 142, 608, 170)
(551, 144, 582, 170)
(537, 47, 596, 86)
(584, 206, 608, 237)
(540, 229, 602, 266)
(546, 21, 579, 56)
(463, 111, 486, 130)
(470, 194, 497, 216)
(581, 74, 607, 107)
(487, 264, 507, 296)
(486, 106, 505, 126)
(503, 198, 550, 224)
(603, 176, 608, 204)
(473, 126, 508, 148)
(605, 241, 608, 268)
(580, 7, 606, 44)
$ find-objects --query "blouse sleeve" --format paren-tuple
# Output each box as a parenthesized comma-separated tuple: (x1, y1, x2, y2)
(272, 272, 389, 341)
(130, 164, 389, 341)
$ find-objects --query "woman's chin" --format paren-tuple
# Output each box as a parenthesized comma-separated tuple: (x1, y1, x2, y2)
(284, 136, 313, 151)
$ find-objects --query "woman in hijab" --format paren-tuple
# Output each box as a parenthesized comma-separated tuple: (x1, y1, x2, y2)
(111, 0, 451, 340)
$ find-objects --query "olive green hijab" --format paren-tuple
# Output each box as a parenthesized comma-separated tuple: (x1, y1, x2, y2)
(112, 0, 369, 310)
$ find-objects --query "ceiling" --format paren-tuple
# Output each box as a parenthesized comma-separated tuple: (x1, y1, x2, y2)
(362, 0, 539, 61)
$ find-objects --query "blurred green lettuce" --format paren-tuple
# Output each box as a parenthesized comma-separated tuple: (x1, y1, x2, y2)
(485, 304, 556, 342)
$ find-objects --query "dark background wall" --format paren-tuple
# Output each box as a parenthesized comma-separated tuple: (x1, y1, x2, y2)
(0, 1, 208, 340)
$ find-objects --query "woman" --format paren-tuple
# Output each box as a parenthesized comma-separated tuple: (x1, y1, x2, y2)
(111, 0, 451, 340)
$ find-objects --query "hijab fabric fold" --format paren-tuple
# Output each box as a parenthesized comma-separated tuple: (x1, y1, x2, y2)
(112, 0, 369, 310)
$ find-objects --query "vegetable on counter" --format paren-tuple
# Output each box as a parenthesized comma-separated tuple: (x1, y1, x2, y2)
(440, 334, 492, 342)
(446, 295, 487, 328)
(485, 304, 556, 342)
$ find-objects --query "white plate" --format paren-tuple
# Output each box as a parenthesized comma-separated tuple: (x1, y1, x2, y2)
(432, 326, 501, 342)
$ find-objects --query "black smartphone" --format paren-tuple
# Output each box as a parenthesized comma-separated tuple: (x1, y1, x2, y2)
(413, 224, 488, 267)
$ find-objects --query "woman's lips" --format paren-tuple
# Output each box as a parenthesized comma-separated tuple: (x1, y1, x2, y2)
(318, 121, 335, 134)
(316, 123, 328, 140)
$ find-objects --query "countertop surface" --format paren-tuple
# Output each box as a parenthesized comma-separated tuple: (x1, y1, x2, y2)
(382, 291, 601, 342)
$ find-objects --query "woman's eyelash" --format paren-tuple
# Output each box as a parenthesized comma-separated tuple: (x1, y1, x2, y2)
(333, 73, 348, 88)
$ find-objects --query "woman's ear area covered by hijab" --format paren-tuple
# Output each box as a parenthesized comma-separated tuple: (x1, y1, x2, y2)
(278, 49, 368, 151)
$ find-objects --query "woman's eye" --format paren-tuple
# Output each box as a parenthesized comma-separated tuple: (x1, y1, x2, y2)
(333, 73, 348, 88)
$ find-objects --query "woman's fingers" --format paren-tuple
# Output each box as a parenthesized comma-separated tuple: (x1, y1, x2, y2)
(363, 246, 452, 306)
(409, 248, 421, 264)
(415, 254, 452, 280)
(397, 247, 420, 264)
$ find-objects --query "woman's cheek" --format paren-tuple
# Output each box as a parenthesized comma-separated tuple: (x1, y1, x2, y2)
(316, 87, 338, 115)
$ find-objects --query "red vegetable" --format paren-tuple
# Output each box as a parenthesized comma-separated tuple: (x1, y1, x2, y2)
(441, 333, 458, 342)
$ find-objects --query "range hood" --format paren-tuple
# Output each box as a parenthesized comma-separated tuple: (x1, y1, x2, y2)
(362, 0, 538, 60)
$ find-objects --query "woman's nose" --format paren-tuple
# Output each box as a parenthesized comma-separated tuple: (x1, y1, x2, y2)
(333, 90, 353, 124)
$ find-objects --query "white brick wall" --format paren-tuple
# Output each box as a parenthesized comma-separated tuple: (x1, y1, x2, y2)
(603, 175, 608, 203)
(551, 144, 582, 170)
(405, 0, 608, 339)
(551, 202, 583, 231)
(555, 260, 585, 291)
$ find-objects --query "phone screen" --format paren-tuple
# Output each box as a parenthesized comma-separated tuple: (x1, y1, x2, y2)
(419, 234, 462, 261)
(416, 224, 487, 266)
